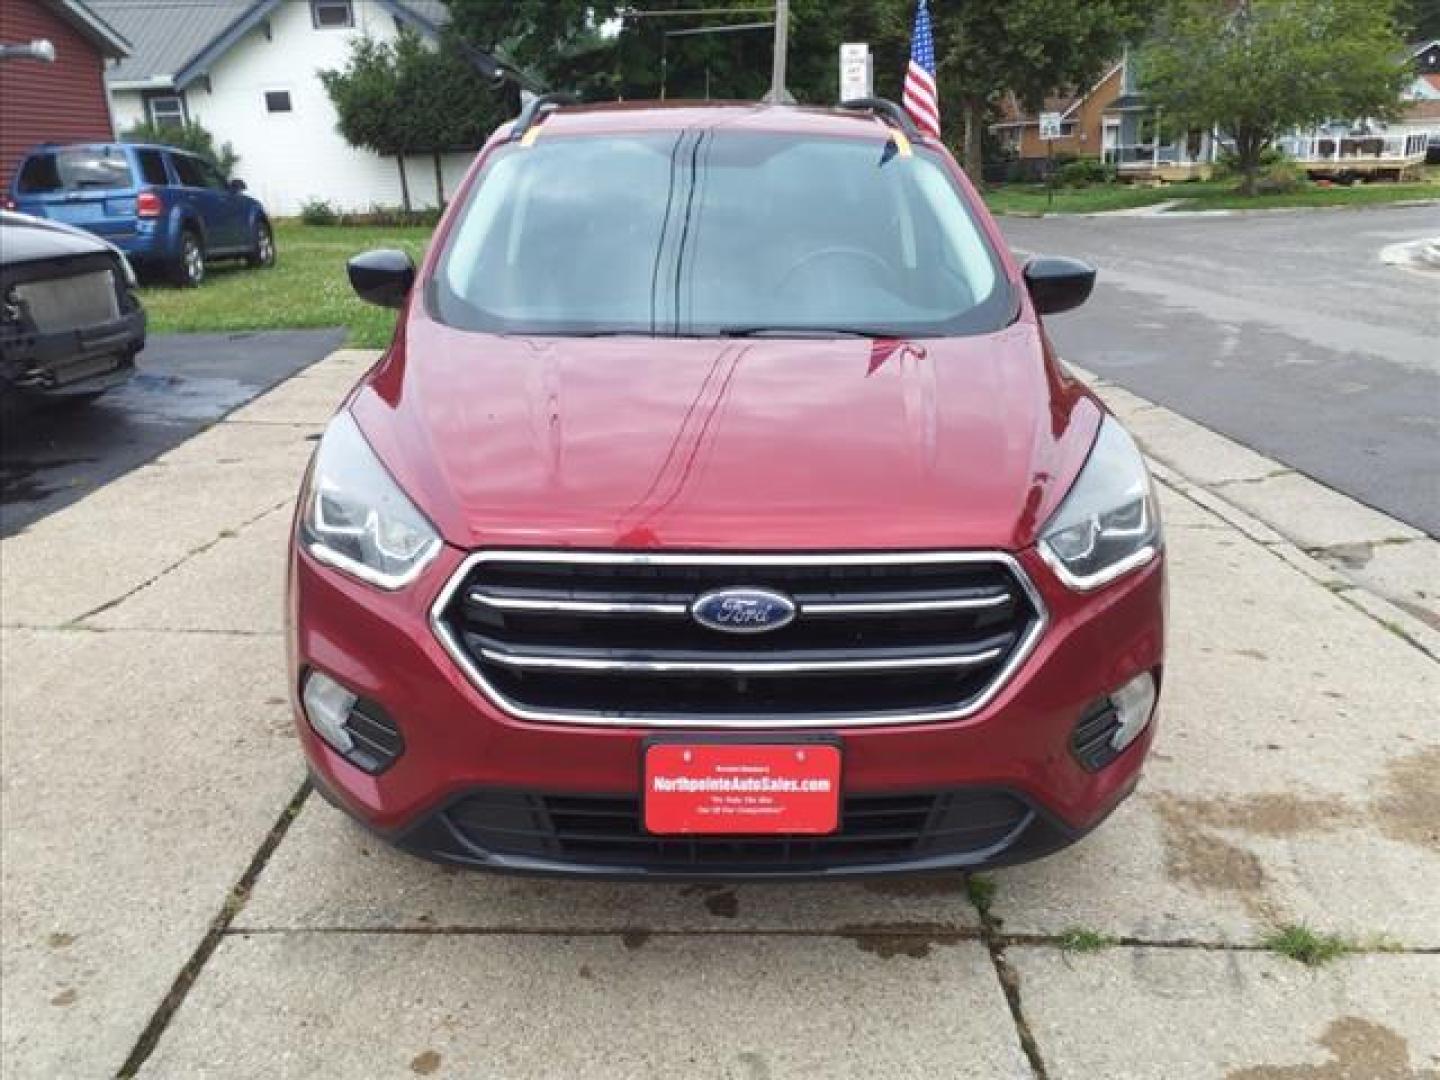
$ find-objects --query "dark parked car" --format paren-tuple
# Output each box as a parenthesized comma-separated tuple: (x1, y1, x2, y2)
(6, 142, 275, 287)
(288, 98, 1166, 880)
(1, 211, 144, 402)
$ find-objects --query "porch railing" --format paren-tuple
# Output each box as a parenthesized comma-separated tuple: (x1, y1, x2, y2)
(1274, 133, 1428, 163)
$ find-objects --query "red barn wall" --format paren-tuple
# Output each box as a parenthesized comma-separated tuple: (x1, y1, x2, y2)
(1, 0, 116, 190)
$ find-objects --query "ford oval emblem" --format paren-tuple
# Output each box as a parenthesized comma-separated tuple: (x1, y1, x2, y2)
(690, 587, 797, 634)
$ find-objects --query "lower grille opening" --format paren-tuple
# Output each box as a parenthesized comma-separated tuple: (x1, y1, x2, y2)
(442, 789, 1034, 871)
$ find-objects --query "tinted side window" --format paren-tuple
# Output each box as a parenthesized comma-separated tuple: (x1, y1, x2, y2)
(136, 149, 169, 186)
(170, 154, 207, 188)
(17, 154, 61, 193)
(199, 162, 228, 191)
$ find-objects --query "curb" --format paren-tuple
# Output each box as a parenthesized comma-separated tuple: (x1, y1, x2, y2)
(1075, 366, 1440, 664)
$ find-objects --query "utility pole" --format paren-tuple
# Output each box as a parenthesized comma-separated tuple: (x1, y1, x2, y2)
(764, 0, 795, 104)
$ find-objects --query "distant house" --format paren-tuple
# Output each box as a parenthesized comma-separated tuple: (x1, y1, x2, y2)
(992, 61, 1127, 177)
(995, 41, 1440, 182)
(90, 0, 507, 215)
(0, 0, 130, 190)
(993, 55, 1221, 183)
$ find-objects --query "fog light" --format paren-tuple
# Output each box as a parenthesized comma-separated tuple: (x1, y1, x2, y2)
(302, 670, 358, 754)
(1109, 671, 1157, 753)
(1071, 671, 1158, 772)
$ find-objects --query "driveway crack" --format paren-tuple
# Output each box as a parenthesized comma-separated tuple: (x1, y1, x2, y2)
(115, 780, 311, 1078)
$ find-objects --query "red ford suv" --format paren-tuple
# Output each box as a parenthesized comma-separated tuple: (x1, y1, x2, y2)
(288, 98, 1165, 879)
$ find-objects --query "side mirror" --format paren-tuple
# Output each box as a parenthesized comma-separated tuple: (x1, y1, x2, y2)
(227, 177, 247, 193)
(348, 249, 415, 309)
(1023, 256, 1096, 316)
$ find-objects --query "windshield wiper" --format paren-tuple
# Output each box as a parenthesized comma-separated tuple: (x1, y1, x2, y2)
(717, 326, 908, 339)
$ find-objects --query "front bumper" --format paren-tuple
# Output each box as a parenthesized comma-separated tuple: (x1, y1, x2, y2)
(289, 543, 1165, 880)
(1, 298, 144, 397)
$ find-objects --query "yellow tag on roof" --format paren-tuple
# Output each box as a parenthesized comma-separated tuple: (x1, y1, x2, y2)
(520, 123, 542, 148)
(890, 129, 913, 159)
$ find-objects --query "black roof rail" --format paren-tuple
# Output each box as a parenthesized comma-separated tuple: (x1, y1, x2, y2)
(512, 92, 579, 142)
(838, 97, 921, 141)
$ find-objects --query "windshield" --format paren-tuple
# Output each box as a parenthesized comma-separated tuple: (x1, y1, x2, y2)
(432, 131, 1011, 338)
(17, 148, 134, 194)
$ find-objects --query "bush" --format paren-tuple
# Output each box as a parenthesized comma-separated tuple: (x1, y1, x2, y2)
(299, 198, 339, 226)
(1212, 146, 1289, 181)
(120, 119, 239, 179)
(295, 200, 440, 228)
(1254, 160, 1309, 195)
(1055, 158, 1118, 187)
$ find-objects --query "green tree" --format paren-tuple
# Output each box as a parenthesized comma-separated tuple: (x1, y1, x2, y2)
(1401, 0, 1440, 40)
(934, 0, 1158, 181)
(1141, 0, 1413, 194)
(439, 0, 1152, 182)
(321, 30, 503, 210)
(120, 118, 239, 178)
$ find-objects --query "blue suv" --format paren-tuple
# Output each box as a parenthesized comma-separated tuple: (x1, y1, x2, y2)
(7, 143, 274, 287)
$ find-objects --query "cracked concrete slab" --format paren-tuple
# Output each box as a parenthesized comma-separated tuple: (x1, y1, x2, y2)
(1120, 403, 1288, 488)
(0, 628, 303, 1078)
(236, 798, 981, 933)
(1010, 947, 1440, 1080)
(1209, 470, 1426, 551)
(988, 493, 1440, 948)
(137, 931, 1029, 1079)
(1307, 538, 1440, 631)
(0, 423, 316, 627)
(86, 502, 294, 636)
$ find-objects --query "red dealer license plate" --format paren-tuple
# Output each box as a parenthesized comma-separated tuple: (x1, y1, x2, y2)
(644, 743, 842, 836)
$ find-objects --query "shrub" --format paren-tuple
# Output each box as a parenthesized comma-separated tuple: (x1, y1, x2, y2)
(1056, 158, 1117, 187)
(120, 119, 239, 179)
(1253, 160, 1309, 195)
(299, 198, 339, 226)
(1212, 146, 1289, 181)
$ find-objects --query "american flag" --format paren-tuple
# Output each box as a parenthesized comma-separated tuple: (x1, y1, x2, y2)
(903, 0, 941, 140)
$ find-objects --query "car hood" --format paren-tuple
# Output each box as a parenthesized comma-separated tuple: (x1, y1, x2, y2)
(351, 319, 1103, 552)
(0, 211, 116, 266)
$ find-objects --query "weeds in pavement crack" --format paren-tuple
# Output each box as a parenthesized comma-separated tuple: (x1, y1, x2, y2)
(966, 874, 1050, 1079)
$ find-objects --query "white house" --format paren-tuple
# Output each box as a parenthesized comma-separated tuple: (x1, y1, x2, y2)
(91, 0, 508, 215)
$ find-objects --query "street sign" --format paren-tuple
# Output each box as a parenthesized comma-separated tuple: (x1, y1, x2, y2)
(840, 42, 872, 101)
(1039, 112, 1064, 141)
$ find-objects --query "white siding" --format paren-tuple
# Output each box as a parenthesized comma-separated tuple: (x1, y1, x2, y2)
(111, 89, 147, 132)
(159, 0, 479, 215)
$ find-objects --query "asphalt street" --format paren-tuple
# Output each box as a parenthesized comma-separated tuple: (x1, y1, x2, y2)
(1001, 204, 1440, 537)
(0, 328, 344, 536)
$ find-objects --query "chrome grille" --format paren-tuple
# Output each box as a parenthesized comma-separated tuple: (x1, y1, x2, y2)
(431, 552, 1047, 728)
(14, 271, 118, 332)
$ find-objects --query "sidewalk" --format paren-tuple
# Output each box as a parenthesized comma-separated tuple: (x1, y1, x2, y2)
(2, 349, 1436, 1079)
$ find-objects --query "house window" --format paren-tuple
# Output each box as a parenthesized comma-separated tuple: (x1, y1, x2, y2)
(147, 94, 186, 127)
(311, 0, 353, 29)
(265, 90, 293, 114)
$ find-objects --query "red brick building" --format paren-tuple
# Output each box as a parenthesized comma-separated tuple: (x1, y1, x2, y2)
(0, 0, 129, 190)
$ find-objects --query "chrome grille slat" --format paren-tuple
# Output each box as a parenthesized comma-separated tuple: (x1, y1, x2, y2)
(431, 550, 1048, 729)
(472, 639, 1008, 675)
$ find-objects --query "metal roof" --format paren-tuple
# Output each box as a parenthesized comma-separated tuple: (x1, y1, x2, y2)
(92, 0, 452, 89)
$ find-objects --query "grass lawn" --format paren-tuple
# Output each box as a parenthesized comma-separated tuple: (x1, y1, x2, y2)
(984, 170, 1440, 216)
(136, 221, 432, 347)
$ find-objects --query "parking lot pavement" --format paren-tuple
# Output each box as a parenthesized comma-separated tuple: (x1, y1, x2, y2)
(0, 329, 345, 537)
(2, 348, 1437, 1079)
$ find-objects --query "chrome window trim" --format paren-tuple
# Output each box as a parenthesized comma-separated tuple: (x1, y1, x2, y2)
(429, 550, 1050, 730)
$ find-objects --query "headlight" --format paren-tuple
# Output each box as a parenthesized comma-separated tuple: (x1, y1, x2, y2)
(300, 411, 441, 589)
(1040, 417, 1162, 591)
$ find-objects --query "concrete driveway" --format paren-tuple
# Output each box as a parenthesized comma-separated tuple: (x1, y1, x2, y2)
(2, 349, 1437, 1079)
(1, 329, 344, 536)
